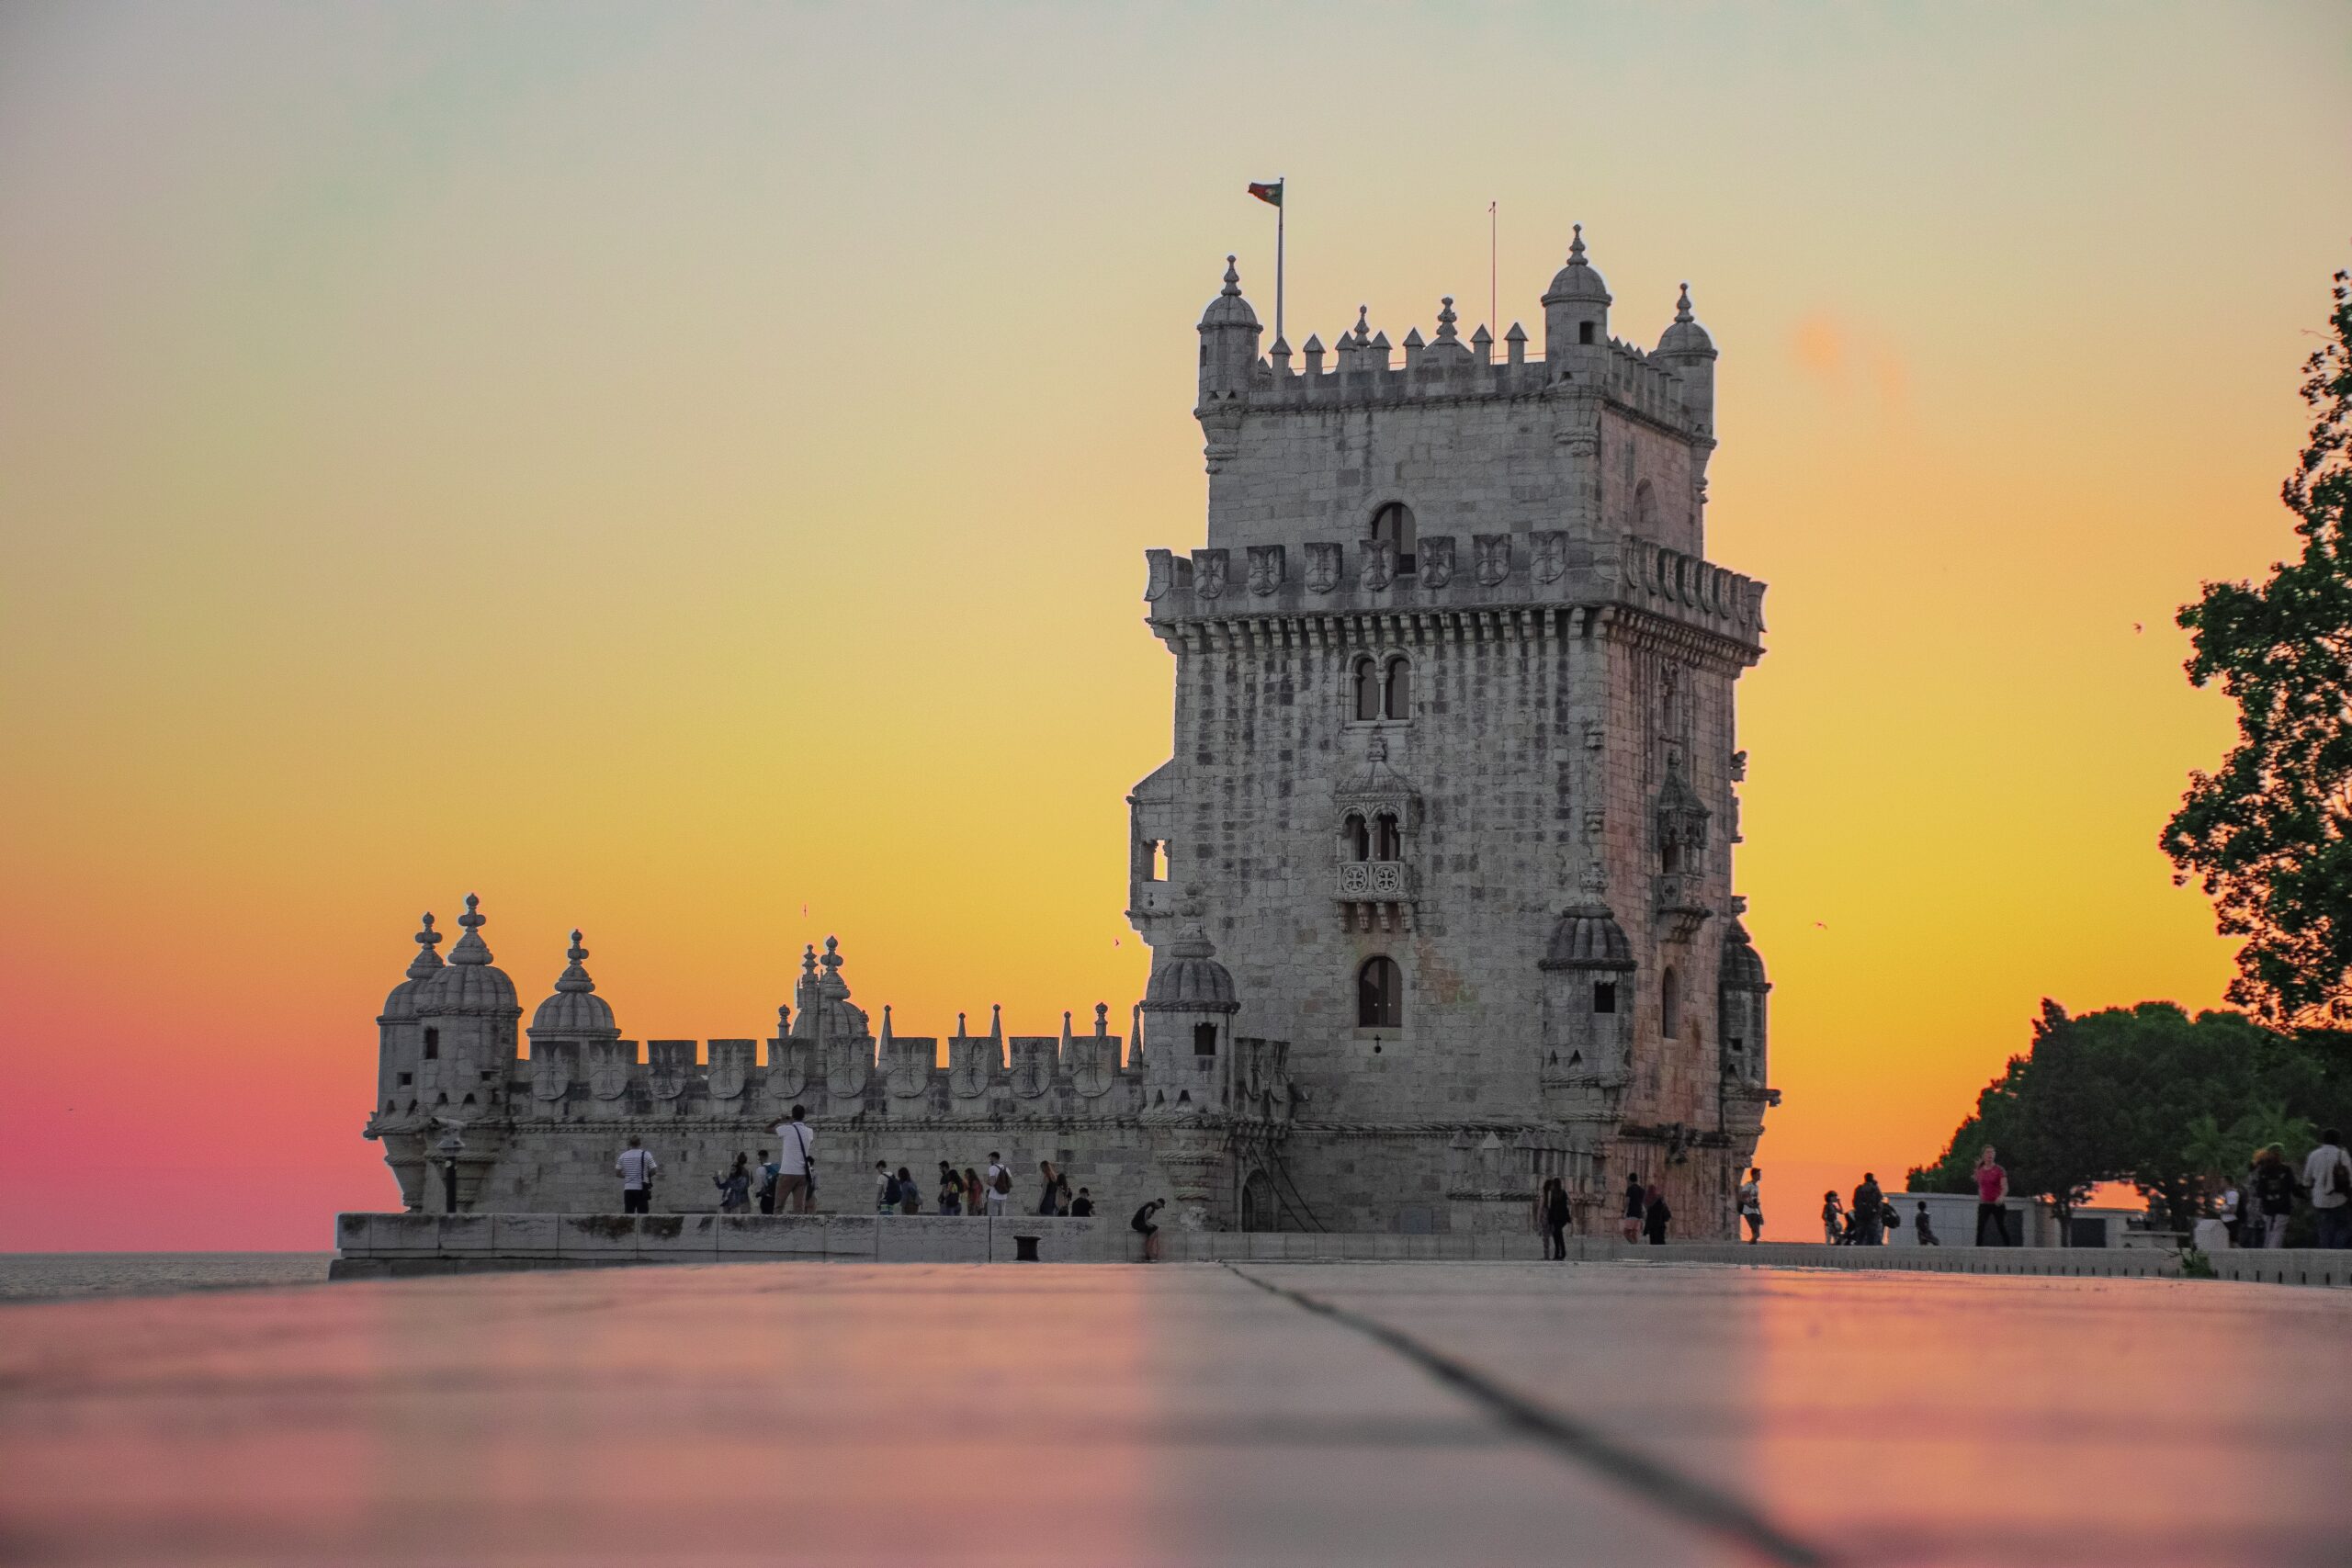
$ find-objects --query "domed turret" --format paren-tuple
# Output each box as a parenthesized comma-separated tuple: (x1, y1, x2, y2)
(1542, 224, 1611, 357)
(415, 893, 519, 1016)
(1540, 903, 1636, 971)
(1197, 255, 1261, 406)
(1719, 917, 1768, 991)
(1144, 924, 1240, 1012)
(1718, 916, 1770, 1090)
(1655, 282, 1717, 432)
(529, 929, 618, 1042)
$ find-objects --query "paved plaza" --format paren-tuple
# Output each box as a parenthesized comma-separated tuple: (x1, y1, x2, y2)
(0, 1260, 2344, 1566)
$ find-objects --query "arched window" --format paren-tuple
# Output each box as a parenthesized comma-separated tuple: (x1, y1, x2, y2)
(1372, 813, 1401, 861)
(1634, 478, 1656, 532)
(1661, 967, 1680, 1039)
(1371, 502, 1418, 573)
(1193, 1021, 1218, 1056)
(1357, 956, 1403, 1029)
(1345, 813, 1371, 862)
(1352, 656, 1381, 721)
(1383, 656, 1410, 720)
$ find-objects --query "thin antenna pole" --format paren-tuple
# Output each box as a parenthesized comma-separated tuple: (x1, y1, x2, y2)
(1488, 199, 1498, 337)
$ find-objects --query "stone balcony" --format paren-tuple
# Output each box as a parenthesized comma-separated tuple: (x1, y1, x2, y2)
(1337, 861, 1416, 900)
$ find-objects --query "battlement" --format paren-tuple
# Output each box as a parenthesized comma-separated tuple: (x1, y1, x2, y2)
(1142, 534, 1764, 652)
(1234, 321, 1702, 435)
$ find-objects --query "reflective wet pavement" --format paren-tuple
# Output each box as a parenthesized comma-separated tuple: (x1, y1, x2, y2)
(0, 1260, 2342, 1566)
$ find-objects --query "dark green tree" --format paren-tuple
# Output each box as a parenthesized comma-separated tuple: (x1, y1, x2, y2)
(2164, 266, 2352, 1025)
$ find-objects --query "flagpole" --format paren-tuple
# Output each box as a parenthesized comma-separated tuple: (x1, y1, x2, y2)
(1489, 199, 1498, 340)
(1275, 176, 1285, 346)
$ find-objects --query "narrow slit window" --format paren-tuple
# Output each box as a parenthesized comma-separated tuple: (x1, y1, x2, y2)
(1661, 968, 1680, 1039)
(423, 1027, 439, 1060)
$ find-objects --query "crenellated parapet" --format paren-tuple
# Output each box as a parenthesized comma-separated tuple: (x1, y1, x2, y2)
(1142, 533, 1764, 659)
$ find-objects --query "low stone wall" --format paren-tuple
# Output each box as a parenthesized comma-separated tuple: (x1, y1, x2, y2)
(331, 1214, 2351, 1286)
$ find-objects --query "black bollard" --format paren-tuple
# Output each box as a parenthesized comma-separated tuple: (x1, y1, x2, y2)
(1014, 1235, 1041, 1261)
(441, 1160, 458, 1213)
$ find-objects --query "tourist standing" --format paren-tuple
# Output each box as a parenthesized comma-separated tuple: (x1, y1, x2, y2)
(875, 1161, 897, 1214)
(1621, 1172, 1645, 1243)
(936, 1161, 963, 1215)
(714, 1153, 752, 1213)
(2302, 1129, 2351, 1249)
(986, 1153, 1012, 1216)
(2219, 1183, 2243, 1247)
(1643, 1184, 1671, 1246)
(1914, 1201, 1939, 1246)
(1738, 1168, 1764, 1243)
(2250, 1145, 2296, 1247)
(1036, 1160, 1066, 1217)
(1542, 1177, 1571, 1260)
(896, 1166, 922, 1215)
(963, 1166, 985, 1216)
(1852, 1173, 1884, 1247)
(616, 1135, 658, 1214)
(1821, 1190, 1844, 1245)
(1069, 1188, 1095, 1217)
(1973, 1145, 2011, 1247)
(755, 1148, 778, 1214)
(771, 1104, 815, 1213)
(1132, 1198, 1166, 1262)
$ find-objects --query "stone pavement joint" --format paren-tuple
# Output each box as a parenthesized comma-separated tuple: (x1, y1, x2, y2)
(1224, 1263, 1834, 1567)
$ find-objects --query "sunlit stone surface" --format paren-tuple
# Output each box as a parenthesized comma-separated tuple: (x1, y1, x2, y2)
(0, 1262, 2343, 1566)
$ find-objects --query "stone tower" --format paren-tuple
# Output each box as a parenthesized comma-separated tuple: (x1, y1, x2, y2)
(1126, 229, 1776, 1236)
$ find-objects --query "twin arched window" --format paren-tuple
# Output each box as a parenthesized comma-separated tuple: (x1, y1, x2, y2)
(1352, 655, 1410, 721)
(1357, 956, 1403, 1028)
(1344, 811, 1403, 862)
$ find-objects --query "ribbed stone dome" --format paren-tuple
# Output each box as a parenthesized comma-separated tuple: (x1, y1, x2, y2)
(1540, 903, 1636, 971)
(530, 930, 618, 1039)
(1143, 925, 1240, 1013)
(1720, 918, 1770, 991)
(1198, 255, 1260, 331)
(1542, 226, 1611, 306)
(1657, 283, 1713, 356)
(413, 894, 519, 1018)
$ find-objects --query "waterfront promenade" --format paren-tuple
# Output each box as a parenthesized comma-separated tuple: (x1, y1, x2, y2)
(2, 1259, 2345, 1565)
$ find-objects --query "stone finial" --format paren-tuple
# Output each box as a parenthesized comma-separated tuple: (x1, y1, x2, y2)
(1221, 254, 1240, 296)
(553, 930, 596, 994)
(1505, 321, 1527, 344)
(1568, 222, 1586, 265)
(406, 912, 444, 979)
(1470, 324, 1492, 363)
(820, 934, 842, 973)
(776, 1002, 791, 1032)
(957, 1010, 967, 1037)
(801, 943, 818, 977)
(1060, 1010, 1074, 1046)
(989, 1003, 1002, 1040)
(1352, 305, 1371, 345)
(450, 893, 492, 965)
(1675, 281, 1694, 322)
(1302, 333, 1323, 354)
(1403, 327, 1425, 348)
(1435, 297, 1459, 343)
(879, 1003, 894, 1043)
(1094, 1001, 1110, 1036)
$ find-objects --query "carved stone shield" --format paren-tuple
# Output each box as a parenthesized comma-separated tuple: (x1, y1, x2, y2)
(1070, 1037, 1116, 1098)
(530, 1042, 573, 1102)
(1144, 548, 1173, 602)
(1475, 535, 1512, 587)
(950, 1037, 990, 1098)
(767, 1049, 809, 1102)
(1532, 530, 1566, 584)
(1306, 542, 1343, 593)
(1419, 536, 1455, 588)
(1246, 544, 1284, 596)
(824, 1040, 871, 1100)
(707, 1050, 748, 1101)
(1192, 548, 1228, 600)
(1358, 537, 1394, 592)
(588, 1043, 630, 1101)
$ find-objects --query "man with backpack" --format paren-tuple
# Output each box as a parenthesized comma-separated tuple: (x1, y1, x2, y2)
(2302, 1129, 2351, 1249)
(985, 1152, 1012, 1216)
(876, 1161, 898, 1214)
(615, 1136, 658, 1214)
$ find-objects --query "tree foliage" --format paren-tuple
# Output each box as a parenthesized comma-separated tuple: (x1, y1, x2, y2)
(2164, 266, 2352, 1024)
(1906, 1001, 2330, 1231)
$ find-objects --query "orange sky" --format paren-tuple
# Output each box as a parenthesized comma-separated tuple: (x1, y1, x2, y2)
(3, 3, 2347, 1248)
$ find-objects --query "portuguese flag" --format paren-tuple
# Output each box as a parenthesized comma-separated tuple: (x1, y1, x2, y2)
(1248, 180, 1283, 208)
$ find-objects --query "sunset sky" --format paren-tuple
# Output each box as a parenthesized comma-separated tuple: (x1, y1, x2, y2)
(3, 3, 2347, 1249)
